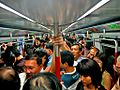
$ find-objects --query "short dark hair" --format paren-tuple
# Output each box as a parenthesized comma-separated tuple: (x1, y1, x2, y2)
(76, 59, 102, 87)
(23, 72, 62, 90)
(45, 43, 53, 52)
(35, 37, 40, 41)
(34, 48, 49, 68)
(24, 53, 42, 65)
(72, 43, 82, 51)
(60, 50, 74, 66)
(0, 66, 20, 90)
(34, 48, 48, 58)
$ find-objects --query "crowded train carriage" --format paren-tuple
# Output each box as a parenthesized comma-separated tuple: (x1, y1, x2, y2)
(0, 0, 120, 90)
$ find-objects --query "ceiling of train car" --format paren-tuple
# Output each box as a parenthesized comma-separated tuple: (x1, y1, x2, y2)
(0, 0, 120, 36)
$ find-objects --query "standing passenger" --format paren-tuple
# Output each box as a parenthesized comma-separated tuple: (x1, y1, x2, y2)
(87, 46, 100, 59)
(21, 50, 47, 90)
(24, 53, 45, 79)
(76, 59, 106, 90)
(93, 55, 113, 90)
(71, 43, 86, 66)
(44, 43, 54, 71)
(112, 55, 120, 90)
(60, 50, 80, 90)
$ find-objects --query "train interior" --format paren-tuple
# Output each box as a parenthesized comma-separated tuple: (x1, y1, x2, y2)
(0, 0, 120, 60)
(0, 0, 120, 82)
(0, 0, 120, 89)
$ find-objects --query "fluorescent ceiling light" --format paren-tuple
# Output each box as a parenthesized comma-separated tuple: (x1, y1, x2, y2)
(77, 0, 111, 21)
(0, 2, 50, 31)
(0, 2, 35, 23)
(62, 0, 111, 33)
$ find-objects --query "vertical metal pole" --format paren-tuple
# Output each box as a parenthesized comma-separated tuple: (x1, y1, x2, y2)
(103, 29, 105, 33)
(113, 39, 118, 82)
(103, 29, 106, 37)
(87, 31, 89, 38)
(10, 32, 12, 40)
(93, 38, 95, 46)
(28, 33, 29, 39)
(114, 40, 118, 64)
(53, 1, 60, 80)
(53, 23, 60, 80)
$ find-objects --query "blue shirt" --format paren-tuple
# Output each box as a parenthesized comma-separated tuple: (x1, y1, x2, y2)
(61, 68, 80, 88)
(47, 55, 52, 66)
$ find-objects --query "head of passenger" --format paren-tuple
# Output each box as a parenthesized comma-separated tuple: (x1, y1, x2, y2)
(71, 43, 82, 61)
(24, 54, 43, 79)
(34, 48, 49, 70)
(79, 37, 86, 47)
(23, 72, 62, 90)
(114, 55, 120, 75)
(87, 46, 100, 59)
(14, 51, 24, 73)
(60, 50, 74, 72)
(44, 43, 53, 56)
(0, 66, 20, 90)
(34, 37, 40, 48)
(40, 39, 45, 48)
(93, 56, 103, 71)
(76, 59, 102, 88)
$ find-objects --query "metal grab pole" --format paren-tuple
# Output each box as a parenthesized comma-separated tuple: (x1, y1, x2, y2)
(10, 32, 13, 41)
(53, 23, 60, 80)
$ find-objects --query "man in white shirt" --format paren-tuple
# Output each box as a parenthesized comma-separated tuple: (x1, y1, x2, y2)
(20, 53, 44, 90)
(71, 43, 86, 66)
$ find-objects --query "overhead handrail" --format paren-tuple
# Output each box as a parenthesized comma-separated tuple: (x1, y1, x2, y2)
(100, 38, 118, 81)
(0, 38, 33, 44)
(100, 38, 118, 64)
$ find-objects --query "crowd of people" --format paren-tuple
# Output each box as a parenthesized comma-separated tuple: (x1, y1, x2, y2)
(0, 33, 120, 90)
